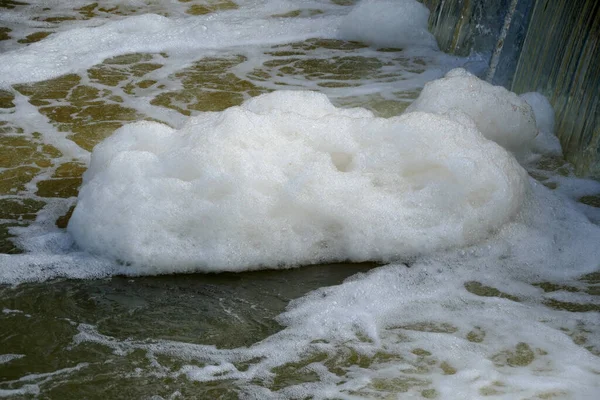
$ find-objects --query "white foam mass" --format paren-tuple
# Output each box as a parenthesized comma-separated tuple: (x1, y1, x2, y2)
(520, 92, 563, 156)
(520, 92, 555, 134)
(407, 68, 538, 157)
(68, 90, 528, 273)
(2, 2, 599, 397)
(67, 179, 600, 398)
(338, 0, 437, 49)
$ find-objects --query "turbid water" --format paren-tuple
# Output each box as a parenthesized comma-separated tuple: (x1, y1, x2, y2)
(1, 0, 599, 399)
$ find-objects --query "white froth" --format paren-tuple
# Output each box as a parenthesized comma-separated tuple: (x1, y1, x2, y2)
(0, 10, 340, 87)
(71, 176, 600, 398)
(407, 68, 538, 158)
(338, 0, 437, 49)
(520, 92, 555, 134)
(68, 90, 528, 272)
(74, 222, 600, 398)
(0, 354, 24, 364)
(1, 2, 599, 398)
(520, 92, 563, 156)
(0, 363, 89, 398)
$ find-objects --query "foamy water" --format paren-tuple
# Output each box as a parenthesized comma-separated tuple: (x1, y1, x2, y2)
(0, 0, 599, 399)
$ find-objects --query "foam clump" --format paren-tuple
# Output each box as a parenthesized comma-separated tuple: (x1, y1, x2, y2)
(68, 90, 528, 273)
(407, 68, 538, 157)
(520, 92, 562, 156)
(338, 0, 437, 49)
(520, 92, 554, 134)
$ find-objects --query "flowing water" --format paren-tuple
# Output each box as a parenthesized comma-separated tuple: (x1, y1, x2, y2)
(0, 0, 599, 399)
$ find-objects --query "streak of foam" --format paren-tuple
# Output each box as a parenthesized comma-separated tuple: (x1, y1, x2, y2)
(71, 251, 600, 399)
(0, 354, 24, 364)
(0, 363, 89, 398)
(0, 7, 341, 87)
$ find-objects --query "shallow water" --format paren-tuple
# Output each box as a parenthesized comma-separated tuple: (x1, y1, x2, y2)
(1, 0, 600, 399)
(0, 263, 377, 398)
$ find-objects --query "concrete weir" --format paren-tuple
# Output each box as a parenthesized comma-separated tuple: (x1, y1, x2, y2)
(422, 0, 600, 178)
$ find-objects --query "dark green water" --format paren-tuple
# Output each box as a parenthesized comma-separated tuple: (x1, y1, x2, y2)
(0, 263, 376, 398)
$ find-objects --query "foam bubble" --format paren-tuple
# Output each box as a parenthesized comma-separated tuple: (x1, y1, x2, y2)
(0, 9, 341, 87)
(0, 354, 24, 364)
(520, 92, 555, 134)
(407, 68, 538, 158)
(67, 171, 600, 397)
(1, 3, 599, 398)
(0, 363, 88, 398)
(338, 0, 437, 49)
(73, 224, 600, 398)
(68, 90, 528, 273)
(520, 92, 562, 156)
